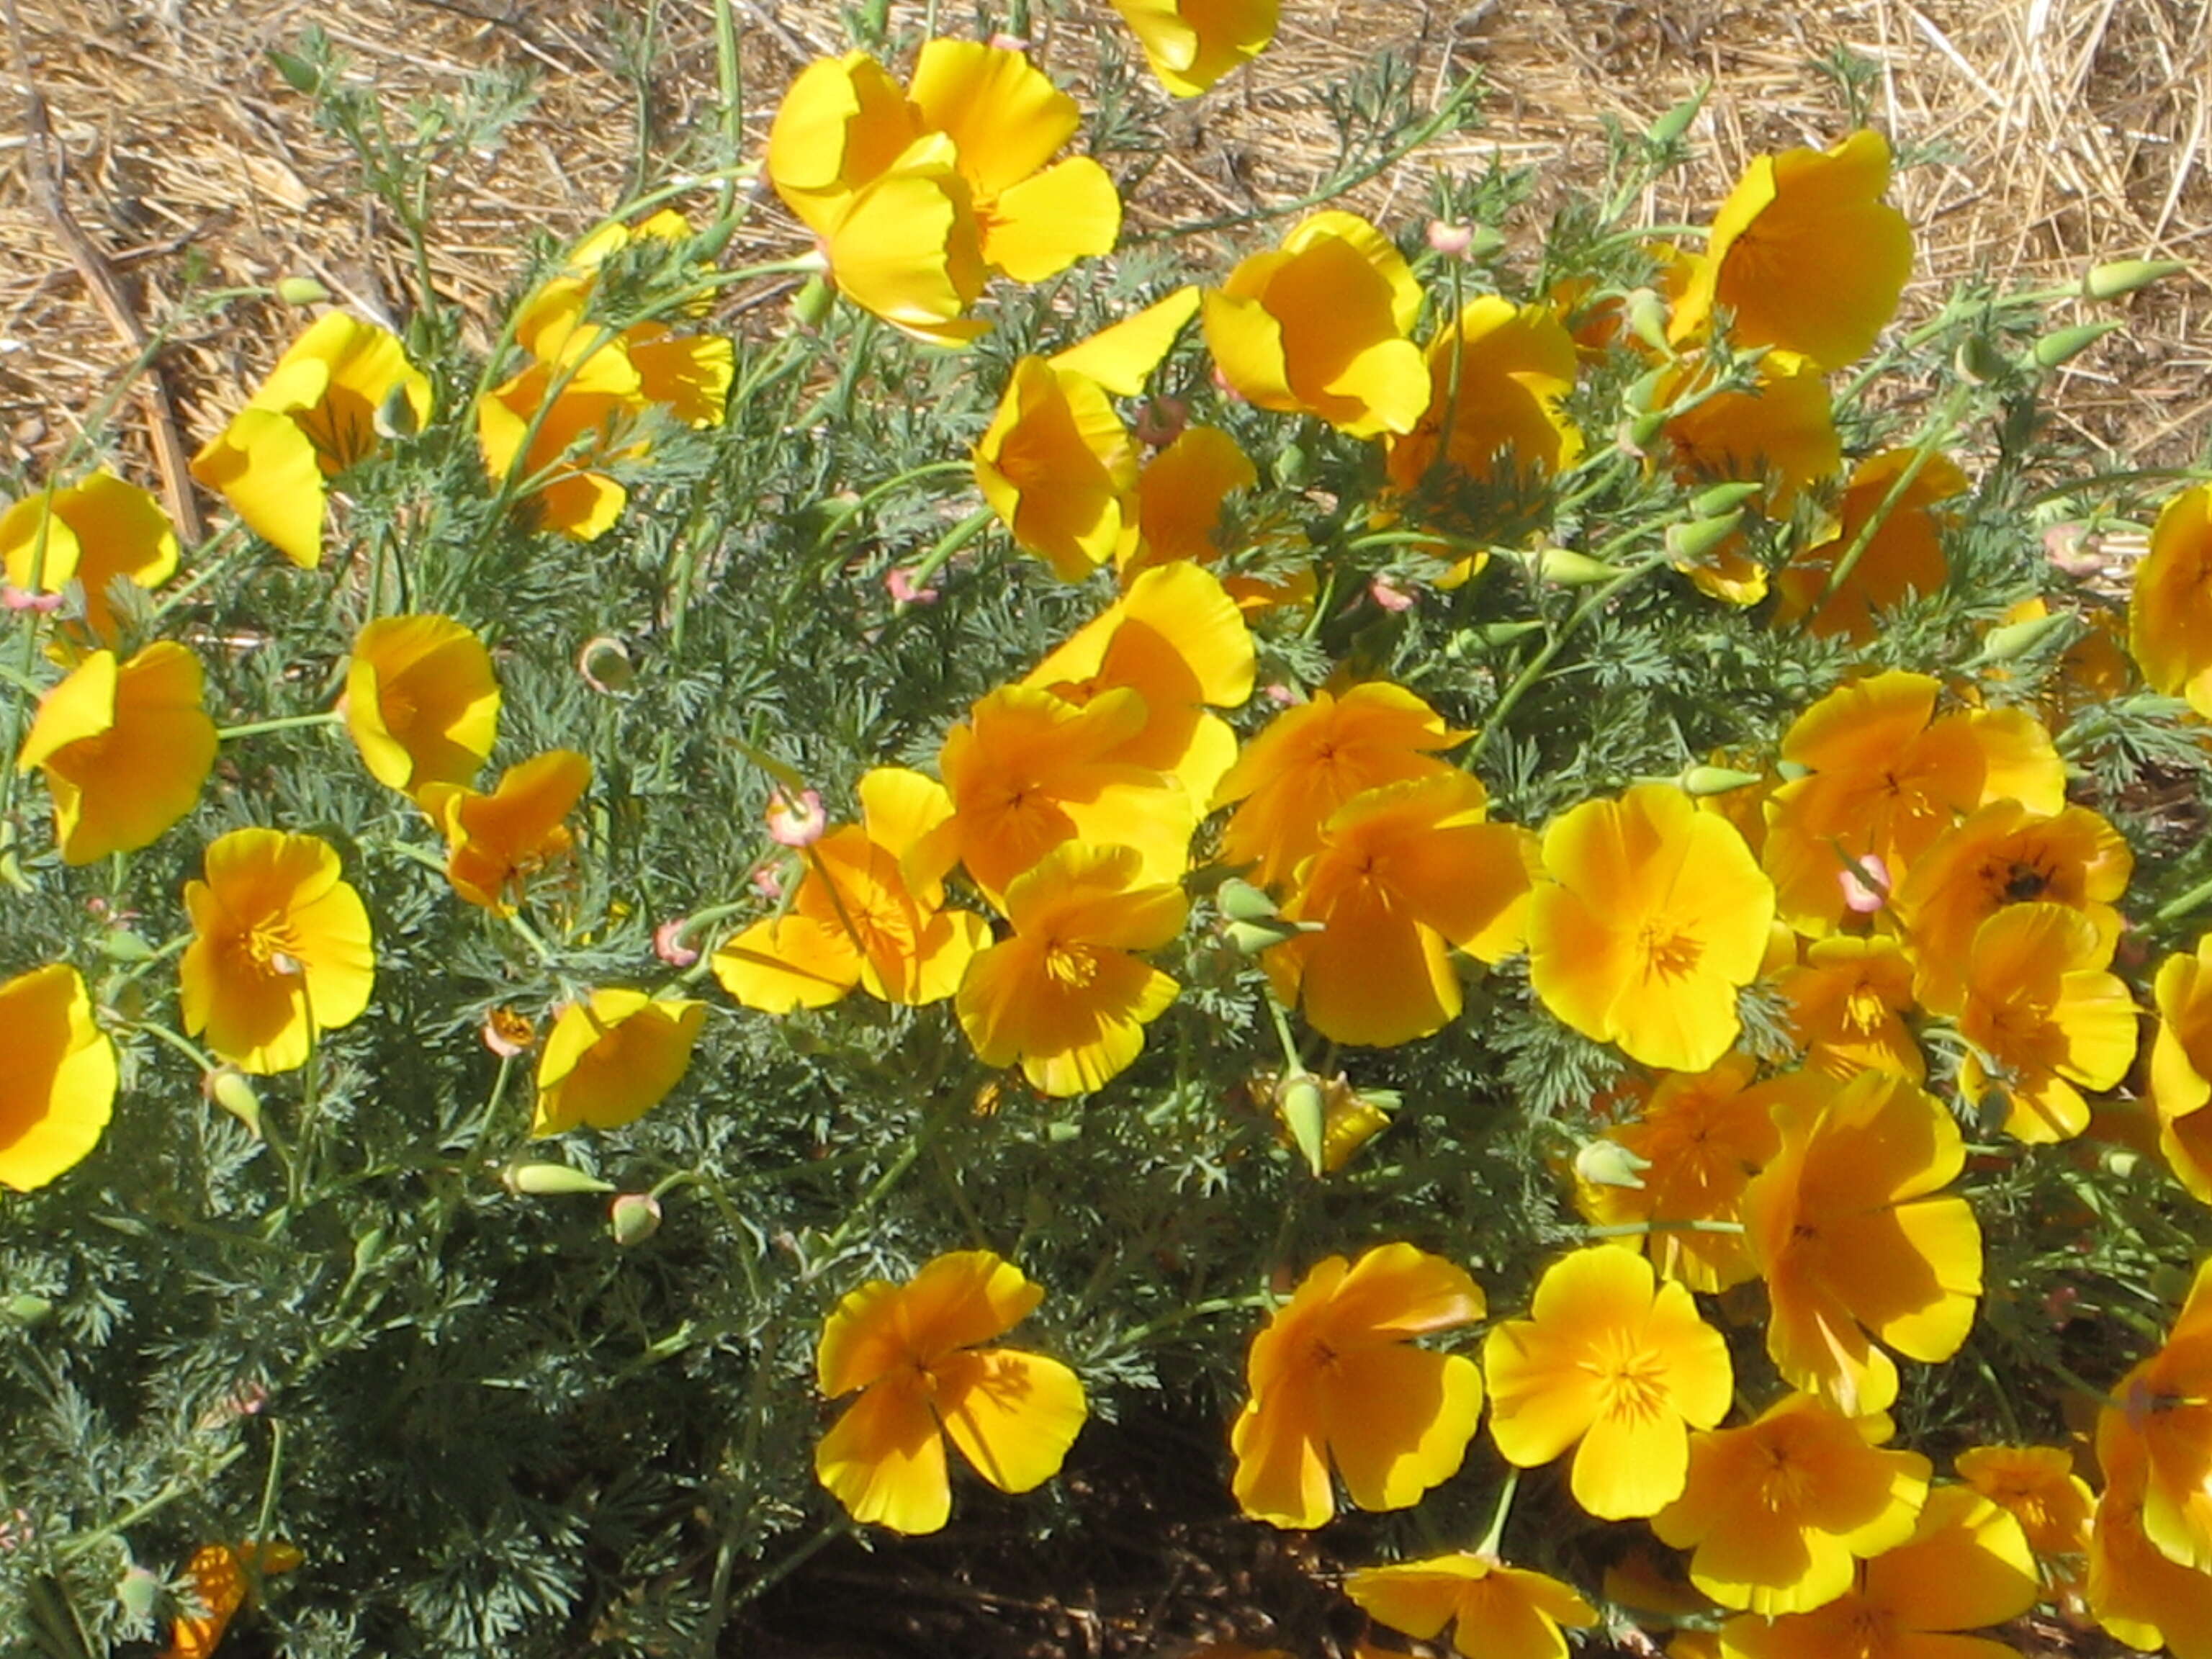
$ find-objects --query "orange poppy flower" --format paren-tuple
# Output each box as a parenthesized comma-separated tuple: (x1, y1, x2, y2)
(974, 356, 1141, 580)
(2127, 483, 2212, 716)
(1483, 1245, 1732, 1520)
(1651, 1392, 1930, 1614)
(1202, 210, 1429, 437)
(1120, 426, 1258, 577)
(1345, 1552, 1598, 1659)
(16, 641, 215, 865)
(1263, 771, 1534, 1047)
(1956, 902, 2136, 1143)
(1230, 1242, 1485, 1529)
(1891, 800, 2131, 1015)
(1110, 0, 1279, 96)
(1669, 129, 1913, 371)
(954, 842, 1187, 1096)
(1573, 1053, 1789, 1292)
(1741, 1070, 1981, 1415)
(1716, 1486, 2038, 1659)
(341, 614, 501, 796)
(532, 989, 706, 1135)
(2090, 1370, 2212, 1657)
(1527, 783, 1776, 1074)
(161, 1542, 302, 1659)
(0, 962, 117, 1193)
(418, 749, 592, 914)
(1954, 1444, 2092, 1582)
(0, 469, 177, 644)
(814, 1249, 1086, 1534)
(1384, 297, 1583, 497)
(1771, 450, 1969, 642)
(1775, 935, 1925, 1082)
(2152, 936, 2212, 1200)
(1763, 670, 2065, 936)
(1213, 681, 1467, 891)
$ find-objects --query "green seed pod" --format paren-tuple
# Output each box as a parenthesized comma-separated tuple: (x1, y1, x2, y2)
(1216, 878, 1279, 924)
(1574, 1138, 1650, 1190)
(116, 1565, 161, 1623)
(789, 274, 836, 328)
(2099, 1146, 2143, 1181)
(609, 1193, 663, 1246)
(1971, 611, 2069, 665)
(1689, 480, 1764, 518)
(1663, 511, 1745, 567)
(274, 276, 331, 307)
(267, 47, 321, 93)
(1533, 547, 1620, 586)
(352, 1227, 387, 1278)
(2032, 320, 2122, 369)
(1679, 765, 1763, 797)
(98, 929, 155, 963)
(1624, 288, 1672, 356)
(1646, 89, 1704, 148)
(1951, 334, 2008, 387)
(2084, 258, 2185, 300)
(207, 1069, 264, 1138)
(1277, 1074, 1328, 1177)
(2, 1293, 53, 1326)
(504, 1162, 618, 1196)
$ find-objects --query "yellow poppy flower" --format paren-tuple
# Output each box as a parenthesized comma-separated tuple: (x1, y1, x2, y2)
(180, 828, 376, 1075)
(1763, 670, 2065, 936)
(1022, 560, 1255, 807)
(160, 1542, 302, 1659)
(0, 963, 117, 1192)
(2152, 938, 2212, 1200)
(1771, 450, 1969, 640)
(765, 52, 920, 235)
(1956, 902, 2136, 1144)
(1202, 210, 1429, 437)
(190, 312, 432, 568)
(1776, 935, 1925, 1082)
(1213, 682, 1468, 890)
(1954, 1444, 2092, 1573)
(16, 641, 215, 864)
(814, 1249, 1086, 1534)
(1120, 425, 1258, 577)
(1483, 1245, 1732, 1519)
(417, 749, 591, 914)
(955, 842, 1186, 1096)
(1652, 1393, 1930, 1615)
(974, 356, 1141, 580)
(0, 469, 178, 644)
(1573, 1053, 1788, 1293)
(1891, 800, 2130, 1016)
(1230, 1243, 1484, 1529)
(1345, 1552, 1598, 1659)
(925, 683, 1197, 900)
(1671, 129, 1913, 372)
(1741, 1070, 1981, 1416)
(2128, 484, 2212, 715)
(2091, 1352, 2212, 1655)
(1110, 0, 1278, 96)
(1385, 297, 1583, 498)
(1527, 783, 1775, 1074)
(1716, 1487, 2038, 1659)
(804, 133, 990, 346)
(532, 989, 706, 1136)
(714, 776, 989, 1013)
(1264, 771, 1535, 1048)
(341, 613, 502, 795)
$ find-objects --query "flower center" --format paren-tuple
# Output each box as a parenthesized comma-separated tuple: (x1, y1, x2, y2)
(1044, 942, 1100, 989)
(241, 920, 304, 978)
(1587, 1331, 1672, 1423)
(1639, 920, 1704, 979)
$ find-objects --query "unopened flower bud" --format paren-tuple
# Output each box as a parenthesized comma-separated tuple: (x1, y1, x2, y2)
(2033, 320, 2121, 370)
(1216, 878, 1279, 925)
(503, 1161, 617, 1196)
(1646, 91, 1701, 147)
(274, 276, 331, 307)
(1972, 611, 2069, 665)
(1, 585, 63, 613)
(577, 635, 636, 694)
(1664, 512, 1745, 567)
(1476, 620, 1545, 646)
(115, 1564, 161, 1622)
(1621, 363, 1673, 415)
(789, 274, 836, 328)
(1273, 442, 1310, 487)
(1951, 333, 2008, 386)
(765, 786, 826, 848)
(885, 567, 940, 606)
(1838, 854, 1890, 914)
(483, 1006, 535, 1058)
(1, 1294, 53, 1326)
(1277, 1074, 1328, 1176)
(1624, 287, 1672, 356)
(1368, 575, 1416, 613)
(1132, 395, 1187, 449)
(2084, 258, 2185, 300)
(653, 919, 700, 968)
(205, 1069, 264, 1138)
(987, 30, 1030, 50)
(1575, 1138, 1651, 1190)
(610, 1192, 663, 1245)
(2044, 523, 2104, 577)
(1618, 410, 1668, 457)
(1426, 220, 1475, 259)
(1689, 480, 1764, 519)
(1678, 765, 1762, 796)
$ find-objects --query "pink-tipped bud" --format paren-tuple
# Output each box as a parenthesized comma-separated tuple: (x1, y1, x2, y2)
(988, 31, 1030, 51)
(1, 585, 63, 613)
(2044, 523, 2105, 577)
(1133, 396, 1188, 449)
(482, 1007, 535, 1058)
(1426, 220, 1475, 258)
(885, 567, 940, 606)
(1368, 576, 1416, 613)
(653, 918, 701, 968)
(1839, 855, 1890, 914)
(1263, 682, 1303, 707)
(749, 863, 784, 902)
(765, 787, 826, 848)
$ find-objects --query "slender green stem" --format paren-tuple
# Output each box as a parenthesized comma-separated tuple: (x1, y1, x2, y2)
(1119, 1294, 1266, 1350)
(822, 1137, 924, 1256)
(726, 1519, 852, 1612)
(1461, 553, 1670, 765)
(901, 506, 997, 594)
(2155, 873, 2212, 926)
(1799, 382, 1972, 629)
(1475, 1470, 1519, 1557)
(810, 460, 978, 553)
(215, 711, 343, 742)
(0, 480, 59, 830)
(1577, 1218, 1745, 1238)
(713, 0, 744, 218)
(56, 1446, 249, 1561)
(1266, 998, 1305, 1074)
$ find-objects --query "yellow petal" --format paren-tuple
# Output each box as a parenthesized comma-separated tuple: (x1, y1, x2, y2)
(935, 1346, 1088, 1493)
(192, 406, 328, 569)
(815, 1378, 951, 1533)
(0, 963, 117, 1192)
(1052, 286, 1200, 395)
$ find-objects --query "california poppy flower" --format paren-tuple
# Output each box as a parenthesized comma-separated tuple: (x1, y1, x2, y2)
(161, 1542, 302, 1659)
(1213, 682, 1467, 890)
(1527, 783, 1775, 1074)
(1203, 211, 1429, 437)
(814, 1249, 1086, 1534)
(1716, 1486, 2038, 1659)
(418, 749, 592, 914)
(1344, 1552, 1598, 1659)
(180, 829, 376, 1075)
(532, 989, 706, 1135)
(1741, 1069, 1981, 1415)
(1763, 670, 2065, 936)
(341, 613, 502, 796)
(1954, 1444, 2092, 1582)
(1230, 1243, 1485, 1529)
(1121, 425, 1258, 577)
(1573, 1053, 1789, 1292)
(1263, 771, 1535, 1048)
(1670, 129, 1913, 372)
(1956, 902, 2136, 1143)
(191, 311, 431, 567)
(1651, 1392, 1930, 1614)
(16, 641, 215, 864)
(955, 842, 1187, 1096)
(1384, 297, 1583, 497)
(1891, 800, 2130, 1015)
(0, 469, 177, 644)
(1110, 0, 1279, 96)
(1483, 1245, 1732, 1519)
(2090, 1364, 2212, 1656)
(1775, 935, 1925, 1082)
(2127, 484, 2212, 716)
(0, 962, 117, 1192)
(974, 356, 1141, 579)
(2152, 936, 2212, 1199)
(1771, 450, 1968, 641)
